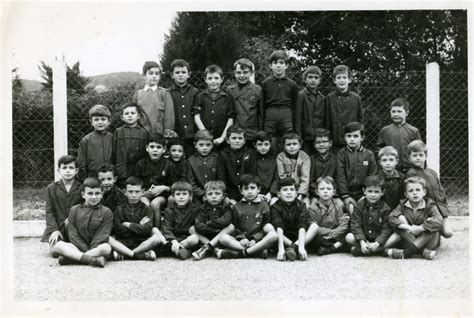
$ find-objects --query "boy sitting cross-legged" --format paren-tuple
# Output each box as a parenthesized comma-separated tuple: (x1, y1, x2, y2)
(386, 176, 443, 260)
(162, 181, 200, 260)
(97, 163, 126, 213)
(108, 176, 165, 261)
(52, 177, 113, 267)
(191, 181, 234, 260)
(215, 174, 277, 259)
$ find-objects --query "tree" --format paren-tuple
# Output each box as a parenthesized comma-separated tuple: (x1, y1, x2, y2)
(12, 67, 23, 94)
(39, 61, 90, 94)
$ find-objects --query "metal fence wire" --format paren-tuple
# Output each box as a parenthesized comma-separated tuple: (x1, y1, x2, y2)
(12, 70, 468, 203)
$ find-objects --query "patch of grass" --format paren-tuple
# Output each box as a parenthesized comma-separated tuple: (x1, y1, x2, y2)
(447, 196, 469, 216)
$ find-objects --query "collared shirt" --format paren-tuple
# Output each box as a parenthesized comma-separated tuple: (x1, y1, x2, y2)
(169, 84, 199, 139)
(309, 151, 337, 198)
(270, 199, 309, 232)
(308, 198, 349, 241)
(112, 201, 153, 240)
(276, 150, 311, 196)
(232, 198, 270, 241)
(144, 84, 157, 92)
(351, 198, 392, 245)
(77, 130, 114, 181)
(262, 75, 299, 109)
(294, 87, 325, 140)
(377, 169, 404, 209)
(162, 202, 199, 241)
(133, 86, 175, 135)
(389, 198, 443, 233)
(188, 152, 218, 198)
(114, 125, 149, 181)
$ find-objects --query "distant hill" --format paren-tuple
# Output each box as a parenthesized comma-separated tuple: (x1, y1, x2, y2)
(86, 72, 142, 90)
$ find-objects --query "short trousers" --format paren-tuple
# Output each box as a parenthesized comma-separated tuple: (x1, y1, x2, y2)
(117, 237, 148, 250)
(264, 107, 293, 135)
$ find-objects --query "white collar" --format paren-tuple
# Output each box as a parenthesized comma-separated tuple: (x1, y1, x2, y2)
(404, 199, 426, 210)
(144, 84, 157, 91)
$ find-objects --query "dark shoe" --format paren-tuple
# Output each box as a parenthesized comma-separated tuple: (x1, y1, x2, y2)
(219, 249, 239, 259)
(192, 244, 212, 260)
(58, 256, 76, 266)
(177, 247, 191, 260)
(350, 246, 364, 257)
(317, 245, 335, 256)
(285, 245, 297, 261)
(258, 249, 268, 259)
(89, 256, 106, 267)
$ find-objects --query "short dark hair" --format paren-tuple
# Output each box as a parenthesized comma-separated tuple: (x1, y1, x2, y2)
(97, 163, 116, 176)
(167, 137, 185, 149)
(194, 129, 213, 142)
(269, 50, 288, 64)
(233, 58, 254, 72)
(282, 132, 301, 144)
(226, 124, 246, 138)
(344, 122, 365, 136)
(407, 140, 427, 155)
(171, 181, 193, 195)
(333, 65, 351, 79)
(404, 176, 427, 190)
(391, 97, 410, 112)
(89, 104, 111, 119)
(204, 64, 223, 78)
(316, 176, 336, 189)
(314, 128, 331, 140)
(254, 130, 271, 143)
(147, 133, 166, 147)
(277, 177, 297, 190)
(364, 175, 385, 190)
(303, 66, 322, 79)
(142, 61, 161, 75)
(125, 176, 143, 187)
(57, 155, 76, 168)
(121, 103, 140, 115)
(239, 174, 260, 188)
(170, 59, 190, 73)
(81, 177, 102, 191)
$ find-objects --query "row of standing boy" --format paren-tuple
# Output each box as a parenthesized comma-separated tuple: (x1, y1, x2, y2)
(42, 50, 453, 266)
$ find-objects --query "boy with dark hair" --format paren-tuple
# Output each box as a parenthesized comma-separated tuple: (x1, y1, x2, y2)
(322, 65, 363, 150)
(166, 137, 191, 185)
(294, 65, 325, 155)
(261, 50, 299, 148)
(309, 128, 337, 201)
(162, 181, 200, 260)
(133, 61, 176, 137)
(254, 130, 278, 203)
(114, 103, 149, 187)
(377, 146, 405, 209)
(216, 124, 256, 205)
(377, 98, 421, 173)
(193, 64, 235, 149)
(52, 177, 113, 267)
(336, 122, 378, 214)
(169, 59, 200, 157)
(188, 130, 218, 202)
(216, 174, 277, 259)
(405, 140, 453, 238)
(97, 163, 126, 213)
(77, 104, 114, 181)
(386, 176, 443, 260)
(42, 155, 83, 256)
(226, 58, 263, 146)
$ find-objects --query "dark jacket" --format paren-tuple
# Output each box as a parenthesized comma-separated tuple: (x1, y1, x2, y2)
(101, 185, 126, 213)
(255, 152, 279, 196)
(377, 169, 404, 210)
(169, 84, 200, 140)
(270, 199, 309, 232)
(188, 152, 218, 199)
(194, 201, 232, 237)
(308, 198, 349, 241)
(309, 151, 337, 198)
(112, 201, 153, 241)
(261, 75, 299, 109)
(77, 130, 114, 181)
(114, 125, 148, 182)
(232, 198, 270, 241)
(294, 88, 325, 140)
(162, 202, 199, 241)
(135, 156, 175, 190)
(389, 198, 443, 233)
(351, 198, 392, 245)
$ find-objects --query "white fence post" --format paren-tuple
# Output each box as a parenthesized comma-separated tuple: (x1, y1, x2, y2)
(53, 55, 68, 181)
(426, 62, 440, 176)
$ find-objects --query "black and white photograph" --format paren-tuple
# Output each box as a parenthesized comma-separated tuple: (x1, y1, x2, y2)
(2, 0, 471, 316)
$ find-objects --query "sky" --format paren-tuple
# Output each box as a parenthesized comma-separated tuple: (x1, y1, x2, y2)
(5, 2, 177, 80)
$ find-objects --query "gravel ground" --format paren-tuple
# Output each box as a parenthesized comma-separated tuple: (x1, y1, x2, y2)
(14, 231, 470, 302)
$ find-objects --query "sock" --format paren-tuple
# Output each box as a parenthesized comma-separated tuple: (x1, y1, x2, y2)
(238, 249, 248, 257)
(133, 252, 147, 260)
(404, 244, 418, 258)
(79, 254, 92, 264)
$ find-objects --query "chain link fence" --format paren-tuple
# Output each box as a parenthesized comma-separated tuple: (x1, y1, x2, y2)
(12, 69, 468, 217)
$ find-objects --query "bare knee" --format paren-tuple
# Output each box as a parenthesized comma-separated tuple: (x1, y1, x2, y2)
(188, 234, 200, 246)
(263, 223, 275, 233)
(219, 233, 232, 244)
(345, 233, 356, 245)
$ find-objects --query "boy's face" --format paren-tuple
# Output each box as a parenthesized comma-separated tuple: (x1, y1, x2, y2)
(314, 136, 332, 154)
(122, 106, 140, 126)
(405, 182, 426, 204)
(364, 185, 384, 204)
(58, 162, 78, 182)
(409, 151, 426, 168)
(255, 140, 271, 155)
(205, 188, 224, 206)
(344, 130, 363, 149)
(227, 132, 245, 150)
(144, 67, 160, 86)
(316, 180, 335, 201)
(333, 71, 351, 93)
(195, 139, 213, 156)
(284, 138, 301, 156)
(390, 106, 408, 125)
(174, 190, 191, 207)
(205, 72, 223, 92)
(172, 66, 190, 86)
(125, 184, 143, 204)
(278, 185, 297, 203)
(90, 116, 110, 132)
(97, 171, 116, 192)
(234, 64, 252, 85)
(240, 182, 260, 201)
(82, 186, 103, 207)
(305, 73, 321, 90)
(146, 142, 165, 161)
(169, 144, 184, 162)
(270, 59, 287, 77)
(379, 155, 398, 173)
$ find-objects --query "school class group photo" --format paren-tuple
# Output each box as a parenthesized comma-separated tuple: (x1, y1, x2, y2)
(43, 49, 453, 268)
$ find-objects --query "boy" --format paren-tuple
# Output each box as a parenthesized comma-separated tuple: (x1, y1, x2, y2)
(97, 163, 126, 213)
(191, 181, 234, 260)
(108, 176, 164, 261)
(76, 104, 114, 181)
(377, 146, 405, 209)
(322, 65, 363, 150)
(42, 155, 82, 256)
(168, 59, 200, 157)
(135, 133, 175, 228)
(377, 98, 421, 173)
(345, 176, 399, 256)
(114, 103, 149, 187)
(162, 181, 201, 260)
(216, 125, 256, 204)
(52, 177, 113, 267)
(309, 128, 337, 200)
(294, 66, 325, 155)
(386, 176, 443, 260)
(133, 61, 176, 137)
(305, 177, 349, 256)
(192, 64, 235, 149)
(226, 58, 263, 146)
(405, 140, 453, 238)
(188, 130, 218, 202)
(336, 122, 378, 214)
(254, 131, 279, 203)
(216, 174, 277, 259)
(166, 137, 191, 185)
(261, 50, 299, 148)
(276, 132, 311, 203)
(270, 178, 310, 261)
